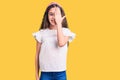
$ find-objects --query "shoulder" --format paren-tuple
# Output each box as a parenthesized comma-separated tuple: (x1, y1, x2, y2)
(62, 27, 71, 32)
(38, 29, 48, 33)
(32, 29, 46, 36)
(62, 27, 69, 30)
(62, 27, 76, 37)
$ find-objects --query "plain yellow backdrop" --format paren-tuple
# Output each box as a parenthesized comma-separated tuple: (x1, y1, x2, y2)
(0, 0, 120, 80)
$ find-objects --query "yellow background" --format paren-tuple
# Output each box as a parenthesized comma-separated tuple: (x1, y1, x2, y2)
(0, 0, 120, 80)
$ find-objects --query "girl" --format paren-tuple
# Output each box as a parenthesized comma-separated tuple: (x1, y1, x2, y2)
(32, 2, 76, 80)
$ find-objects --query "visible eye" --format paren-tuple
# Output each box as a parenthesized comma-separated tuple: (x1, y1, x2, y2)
(48, 13, 54, 16)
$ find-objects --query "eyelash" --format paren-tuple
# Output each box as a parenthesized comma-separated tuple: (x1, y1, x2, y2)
(49, 13, 54, 16)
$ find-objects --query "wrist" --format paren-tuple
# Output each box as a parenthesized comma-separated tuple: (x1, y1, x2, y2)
(57, 24, 62, 27)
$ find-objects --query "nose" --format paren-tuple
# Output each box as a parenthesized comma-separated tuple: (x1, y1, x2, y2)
(52, 14, 55, 19)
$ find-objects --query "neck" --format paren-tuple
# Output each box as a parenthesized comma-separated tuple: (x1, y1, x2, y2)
(49, 25, 57, 30)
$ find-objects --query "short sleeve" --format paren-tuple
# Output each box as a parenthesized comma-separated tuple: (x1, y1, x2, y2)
(32, 30, 43, 43)
(63, 28, 76, 42)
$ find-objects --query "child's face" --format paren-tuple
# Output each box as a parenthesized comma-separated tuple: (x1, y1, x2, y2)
(48, 7, 61, 26)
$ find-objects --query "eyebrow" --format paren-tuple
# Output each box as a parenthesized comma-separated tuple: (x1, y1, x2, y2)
(48, 12, 54, 13)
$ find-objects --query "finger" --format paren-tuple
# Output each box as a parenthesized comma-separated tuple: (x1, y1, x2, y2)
(55, 7, 58, 14)
(55, 7, 58, 16)
(57, 7, 61, 14)
(62, 16, 66, 20)
(55, 7, 61, 15)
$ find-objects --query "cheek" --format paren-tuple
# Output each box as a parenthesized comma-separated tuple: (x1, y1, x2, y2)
(48, 16, 52, 21)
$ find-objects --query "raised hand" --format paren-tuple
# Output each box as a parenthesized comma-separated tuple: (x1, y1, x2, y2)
(55, 7, 65, 26)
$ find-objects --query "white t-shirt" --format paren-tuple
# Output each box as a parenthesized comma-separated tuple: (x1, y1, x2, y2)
(32, 28, 76, 72)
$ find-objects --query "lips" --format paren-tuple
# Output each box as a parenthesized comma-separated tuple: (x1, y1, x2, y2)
(51, 20, 55, 23)
(51, 20, 54, 22)
(50, 19, 56, 25)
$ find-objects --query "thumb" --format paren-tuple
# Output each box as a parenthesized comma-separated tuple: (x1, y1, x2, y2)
(62, 16, 66, 20)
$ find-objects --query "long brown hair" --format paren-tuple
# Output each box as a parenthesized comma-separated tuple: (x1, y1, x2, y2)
(39, 3, 69, 46)
(39, 3, 69, 30)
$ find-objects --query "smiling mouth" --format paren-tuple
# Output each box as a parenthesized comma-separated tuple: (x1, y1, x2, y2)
(51, 20, 55, 23)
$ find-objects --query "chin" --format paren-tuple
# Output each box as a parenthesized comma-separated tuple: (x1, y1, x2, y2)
(50, 23, 56, 26)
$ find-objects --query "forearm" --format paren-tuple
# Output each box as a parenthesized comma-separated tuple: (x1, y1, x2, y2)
(35, 54, 39, 78)
(57, 24, 66, 47)
(35, 42, 41, 79)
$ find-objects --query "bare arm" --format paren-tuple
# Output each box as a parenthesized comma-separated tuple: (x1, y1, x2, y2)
(57, 24, 69, 47)
(55, 7, 69, 47)
(35, 41, 41, 80)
